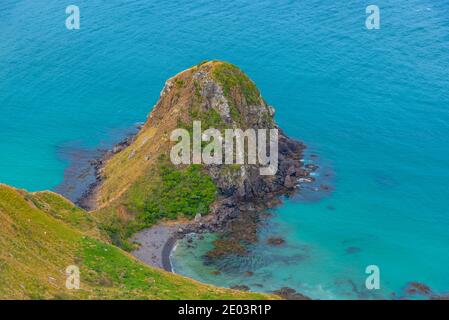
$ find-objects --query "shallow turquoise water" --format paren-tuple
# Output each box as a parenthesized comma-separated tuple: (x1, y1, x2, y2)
(1, 0, 449, 299)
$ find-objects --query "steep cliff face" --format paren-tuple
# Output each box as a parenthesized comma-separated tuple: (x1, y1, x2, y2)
(92, 61, 305, 242)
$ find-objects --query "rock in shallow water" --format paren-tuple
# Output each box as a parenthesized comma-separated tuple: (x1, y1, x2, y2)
(273, 287, 310, 300)
(267, 237, 286, 246)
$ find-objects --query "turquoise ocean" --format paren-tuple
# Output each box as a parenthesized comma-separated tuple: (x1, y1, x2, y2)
(1, 0, 448, 299)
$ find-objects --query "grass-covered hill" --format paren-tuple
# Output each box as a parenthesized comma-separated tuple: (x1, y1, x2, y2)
(0, 184, 273, 300)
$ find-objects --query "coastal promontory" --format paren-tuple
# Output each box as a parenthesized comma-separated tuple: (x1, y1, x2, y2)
(88, 61, 307, 252)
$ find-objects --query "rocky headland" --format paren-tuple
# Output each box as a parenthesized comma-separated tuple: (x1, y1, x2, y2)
(80, 61, 314, 279)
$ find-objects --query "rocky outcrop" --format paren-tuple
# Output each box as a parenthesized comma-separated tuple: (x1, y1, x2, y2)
(93, 60, 306, 237)
(173, 61, 305, 232)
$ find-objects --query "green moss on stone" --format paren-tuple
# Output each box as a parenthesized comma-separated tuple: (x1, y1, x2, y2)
(212, 62, 261, 108)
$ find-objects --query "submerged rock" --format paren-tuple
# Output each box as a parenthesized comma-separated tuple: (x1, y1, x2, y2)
(405, 282, 432, 296)
(273, 287, 310, 300)
(345, 246, 361, 254)
(320, 184, 332, 191)
(205, 239, 248, 260)
(267, 237, 286, 246)
(305, 164, 318, 171)
(298, 177, 315, 183)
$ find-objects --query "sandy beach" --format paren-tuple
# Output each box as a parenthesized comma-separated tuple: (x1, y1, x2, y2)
(131, 224, 183, 272)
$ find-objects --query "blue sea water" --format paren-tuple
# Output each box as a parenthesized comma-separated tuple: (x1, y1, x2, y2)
(1, 0, 448, 299)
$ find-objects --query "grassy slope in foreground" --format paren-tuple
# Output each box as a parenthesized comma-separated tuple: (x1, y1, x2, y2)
(0, 184, 273, 300)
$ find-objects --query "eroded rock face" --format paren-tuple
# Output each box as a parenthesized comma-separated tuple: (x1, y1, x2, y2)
(189, 68, 299, 199)
(200, 77, 231, 121)
(193, 66, 302, 208)
(159, 62, 305, 232)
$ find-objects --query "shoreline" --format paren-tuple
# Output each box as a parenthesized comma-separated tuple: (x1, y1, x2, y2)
(75, 124, 142, 211)
(131, 223, 181, 272)
(165, 237, 178, 272)
(69, 125, 184, 273)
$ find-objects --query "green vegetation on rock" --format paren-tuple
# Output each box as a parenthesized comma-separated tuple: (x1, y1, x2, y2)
(98, 162, 217, 250)
(212, 62, 261, 115)
(139, 164, 216, 224)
